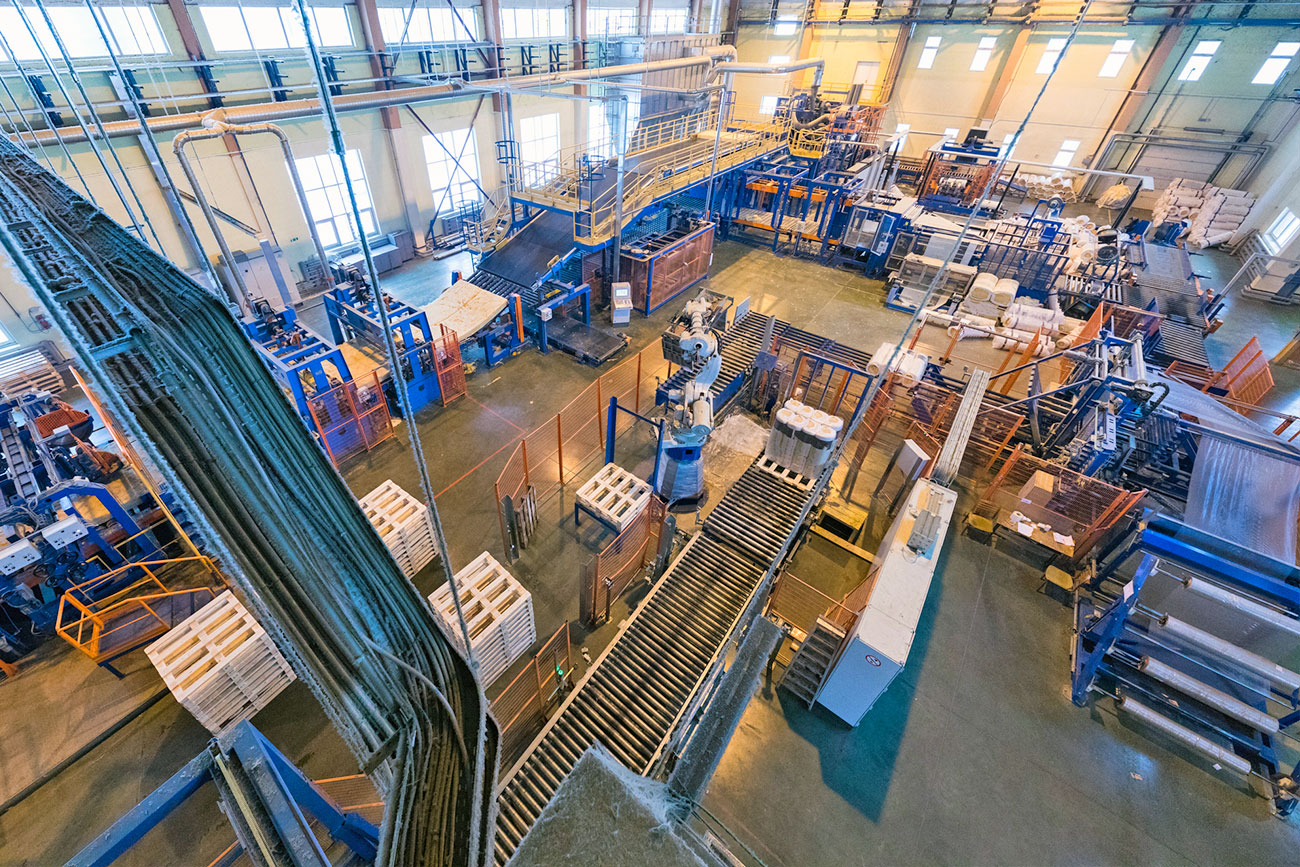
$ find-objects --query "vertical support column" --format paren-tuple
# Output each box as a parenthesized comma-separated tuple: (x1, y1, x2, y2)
(974, 27, 1031, 124)
(638, 0, 654, 37)
(356, 0, 419, 241)
(611, 95, 628, 282)
(481, 0, 512, 150)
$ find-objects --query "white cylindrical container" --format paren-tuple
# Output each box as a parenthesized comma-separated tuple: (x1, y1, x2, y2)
(789, 422, 817, 475)
(807, 423, 836, 474)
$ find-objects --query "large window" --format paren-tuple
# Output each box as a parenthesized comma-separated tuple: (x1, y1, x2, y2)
(651, 8, 687, 34)
(970, 36, 996, 72)
(378, 6, 478, 43)
(1000, 132, 1019, 159)
(1177, 40, 1220, 82)
(519, 113, 561, 166)
(771, 15, 797, 36)
(1254, 41, 1300, 86)
(1052, 139, 1081, 168)
(588, 6, 636, 36)
(1036, 37, 1067, 74)
(759, 95, 779, 116)
(424, 130, 481, 214)
(917, 35, 940, 70)
(1098, 39, 1134, 78)
(1265, 208, 1300, 254)
(294, 150, 378, 249)
(200, 5, 353, 52)
(0, 4, 168, 60)
(500, 7, 566, 40)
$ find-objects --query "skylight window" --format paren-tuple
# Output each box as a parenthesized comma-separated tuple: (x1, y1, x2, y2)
(1177, 40, 1220, 82)
(1098, 39, 1134, 78)
(1036, 37, 1067, 74)
(1253, 41, 1300, 86)
(1052, 139, 1081, 168)
(917, 35, 940, 70)
(970, 37, 996, 72)
(772, 16, 797, 36)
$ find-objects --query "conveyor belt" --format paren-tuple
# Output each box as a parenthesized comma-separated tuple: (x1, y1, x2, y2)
(495, 460, 816, 863)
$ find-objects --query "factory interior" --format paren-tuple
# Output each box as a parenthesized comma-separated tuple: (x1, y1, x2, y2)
(3, 0, 1300, 864)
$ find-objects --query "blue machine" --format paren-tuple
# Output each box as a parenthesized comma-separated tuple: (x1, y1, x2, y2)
(1073, 512, 1300, 815)
(323, 279, 445, 413)
(0, 390, 175, 664)
(242, 302, 353, 424)
(915, 129, 1007, 217)
(68, 721, 380, 867)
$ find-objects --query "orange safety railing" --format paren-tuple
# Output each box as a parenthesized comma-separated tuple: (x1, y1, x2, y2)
(308, 372, 394, 468)
(973, 445, 1145, 559)
(493, 345, 670, 556)
(432, 324, 467, 406)
(55, 555, 223, 662)
(580, 496, 667, 626)
(489, 621, 572, 767)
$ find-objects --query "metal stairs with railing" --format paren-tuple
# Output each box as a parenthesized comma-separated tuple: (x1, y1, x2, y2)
(779, 617, 845, 706)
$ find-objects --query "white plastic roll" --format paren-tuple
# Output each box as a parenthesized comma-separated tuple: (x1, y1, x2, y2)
(1139, 657, 1279, 733)
(866, 342, 895, 377)
(789, 424, 817, 475)
(1158, 616, 1300, 695)
(824, 414, 844, 439)
(778, 415, 804, 467)
(767, 407, 796, 459)
(1117, 697, 1252, 775)
(808, 423, 836, 472)
(1184, 578, 1300, 636)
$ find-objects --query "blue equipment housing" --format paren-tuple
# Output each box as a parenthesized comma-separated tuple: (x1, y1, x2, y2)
(324, 280, 445, 413)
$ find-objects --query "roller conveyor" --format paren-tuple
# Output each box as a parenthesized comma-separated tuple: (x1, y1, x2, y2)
(495, 460, 817, 863)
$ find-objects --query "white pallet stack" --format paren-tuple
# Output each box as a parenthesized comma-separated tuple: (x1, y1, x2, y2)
(429, 552, 536, 685)
(146, 590, 296, 735)
(0, 350, 61, 395)
(360, 480, 437, 578)
(576, 463, 652, 532)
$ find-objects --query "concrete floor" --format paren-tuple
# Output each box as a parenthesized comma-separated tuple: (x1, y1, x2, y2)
(3, 236, 1300, 864)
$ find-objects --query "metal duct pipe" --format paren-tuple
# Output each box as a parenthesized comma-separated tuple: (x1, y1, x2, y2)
(1137, 656, 1279, 733)
(1184, 578, 1300, 637)
(1157, 615, 1300, 695)
(172, 123, 251, 312)
(17, 51, 736, 147)
(175, 114, 334, 306)
(706, 58, 825, 87)
(1117, 695, 1253, 775)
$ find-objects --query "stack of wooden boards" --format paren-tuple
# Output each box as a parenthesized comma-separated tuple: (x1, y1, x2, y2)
(1152, 179, 1255, 248)
(428, 551, 536, 685)
(0, 349, 61, 394)
(146, 590, 296, 735)
(359, 480, 437, 579)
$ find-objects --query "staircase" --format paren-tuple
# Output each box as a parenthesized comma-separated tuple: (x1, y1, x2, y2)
(779, 617, 845, 706)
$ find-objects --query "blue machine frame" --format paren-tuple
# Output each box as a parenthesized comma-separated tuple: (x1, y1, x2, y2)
(1073, 511, 1300, 813)
(69, 721, 380, 867)
(323, 282, 444, 413)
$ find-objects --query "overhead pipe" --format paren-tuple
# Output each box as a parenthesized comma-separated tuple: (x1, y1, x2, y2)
(705, 57, 825, 88)
(173, 113, 336, 314)
(16, 48, 738, 147)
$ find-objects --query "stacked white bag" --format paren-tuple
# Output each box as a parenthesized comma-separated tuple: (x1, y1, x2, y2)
(1022, 172, 1078, 203)
(764, 399, 843, 478)
(1057, 215, 1101, 274)
(1151, 178, 1210, 225)
(1186, 188, 1255, 248)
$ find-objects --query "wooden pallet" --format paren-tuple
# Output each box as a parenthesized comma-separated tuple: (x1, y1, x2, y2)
(360, 480, 437, 578)
(146, 590, 295, 735)
(428, 552, 536, 685)
(758, 456, 814, 491)
(0, 349, 61, 395)
(575, 463, 652, 532)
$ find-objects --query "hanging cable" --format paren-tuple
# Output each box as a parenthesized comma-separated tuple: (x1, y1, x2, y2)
(11, 0, 156, 249)
(0, 27, 91, 197)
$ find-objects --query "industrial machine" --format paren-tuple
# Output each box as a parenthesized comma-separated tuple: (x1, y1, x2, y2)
(0, 390, 175, 663)
(655, 291, 728, 503)
(915, 127, 1008, 217)
(1074, 513, 1300, 814)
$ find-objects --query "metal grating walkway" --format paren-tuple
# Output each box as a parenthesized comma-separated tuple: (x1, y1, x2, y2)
(494, 460, 817, 863)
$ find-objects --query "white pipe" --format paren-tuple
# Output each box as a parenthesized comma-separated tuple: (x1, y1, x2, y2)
(18, 50, 737, 147)
(1184, 578, 1300, 637)
(1118, 696, 1253, 775)
(1157, 615, 1300, 695)
(706, 58, 825, 87)
(1138, 656, 1279, 733)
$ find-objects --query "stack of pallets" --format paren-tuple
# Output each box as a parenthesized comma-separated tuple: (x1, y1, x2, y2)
(145, 590, 296, 735)
(359, 480, 437, 578)
(428, 552, 536, 685)
(576, 463, 652, 532)
(0, 349, 61, 394)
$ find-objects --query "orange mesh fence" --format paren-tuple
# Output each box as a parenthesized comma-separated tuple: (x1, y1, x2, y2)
(581, 497, 666, 625)
(490, 621, 571, 767)
(432, 325, 466, 405)
(1211, 336, 1274, 407)
(309, 373, 393, 468)
(975, 445, 1145, 557)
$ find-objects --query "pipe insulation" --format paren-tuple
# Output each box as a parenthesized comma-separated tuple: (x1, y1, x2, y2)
(1137, 656, 1279, 733)
(16, 48, 738, 147)
(1118, 696, 1253, 775)
(1183, 578, 1300, 638)
(1157, 616, 1300, 695)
